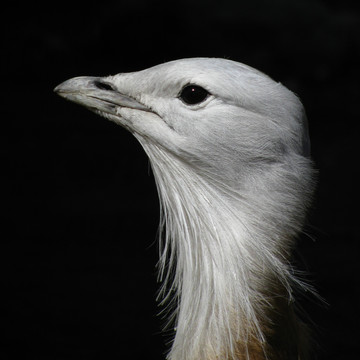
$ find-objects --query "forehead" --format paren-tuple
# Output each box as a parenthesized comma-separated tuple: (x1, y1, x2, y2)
(114, 58, 274, 97)
(144, 58, 271, 89)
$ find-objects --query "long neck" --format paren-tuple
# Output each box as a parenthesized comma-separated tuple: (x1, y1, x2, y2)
(138, 140, 311, 360)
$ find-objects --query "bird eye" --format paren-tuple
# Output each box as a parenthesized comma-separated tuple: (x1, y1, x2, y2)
(179, 85, 210, 105)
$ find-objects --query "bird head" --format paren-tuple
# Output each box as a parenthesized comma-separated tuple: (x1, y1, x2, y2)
(55, 58, 310, 190)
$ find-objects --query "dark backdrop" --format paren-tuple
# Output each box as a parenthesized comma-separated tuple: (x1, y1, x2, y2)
(3, 1, 359, 359)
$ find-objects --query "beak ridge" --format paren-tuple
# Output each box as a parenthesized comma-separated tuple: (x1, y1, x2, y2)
(54, 76, 149, 113)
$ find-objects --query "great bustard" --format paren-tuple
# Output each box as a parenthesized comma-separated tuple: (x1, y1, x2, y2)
(55, 58, 316, 360)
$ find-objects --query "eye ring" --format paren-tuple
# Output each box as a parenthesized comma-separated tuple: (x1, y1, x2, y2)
(179, 85, 210, 105)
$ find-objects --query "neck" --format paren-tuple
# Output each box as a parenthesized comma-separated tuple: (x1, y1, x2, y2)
(139, 140, 311, 360)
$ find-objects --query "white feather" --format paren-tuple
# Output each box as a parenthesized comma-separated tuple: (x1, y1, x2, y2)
(55, 58, 316, 360)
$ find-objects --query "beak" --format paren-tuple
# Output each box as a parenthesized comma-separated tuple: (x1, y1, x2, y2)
(54, 76, 150, 115)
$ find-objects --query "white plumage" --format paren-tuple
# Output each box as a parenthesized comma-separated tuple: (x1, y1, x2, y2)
(55, 58, 315, 360)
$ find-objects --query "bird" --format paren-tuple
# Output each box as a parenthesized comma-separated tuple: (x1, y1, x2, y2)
(55, 58, 316, 360)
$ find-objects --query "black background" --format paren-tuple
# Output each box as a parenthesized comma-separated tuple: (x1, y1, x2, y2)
(3, 1, 359, 359)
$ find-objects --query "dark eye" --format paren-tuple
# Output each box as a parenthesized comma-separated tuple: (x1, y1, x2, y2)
(179, 85, 210, 105)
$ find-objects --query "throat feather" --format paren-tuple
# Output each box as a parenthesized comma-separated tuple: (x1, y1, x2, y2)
(138, 139, 307, 360)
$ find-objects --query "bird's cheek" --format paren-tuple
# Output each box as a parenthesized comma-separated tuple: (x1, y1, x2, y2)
(116, 107, 185, 153)
(163, 112, 202, 138)
(116, 107, 156, 133)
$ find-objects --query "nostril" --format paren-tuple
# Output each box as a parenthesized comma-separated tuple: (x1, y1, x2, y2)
(93, 80, 114, 91)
